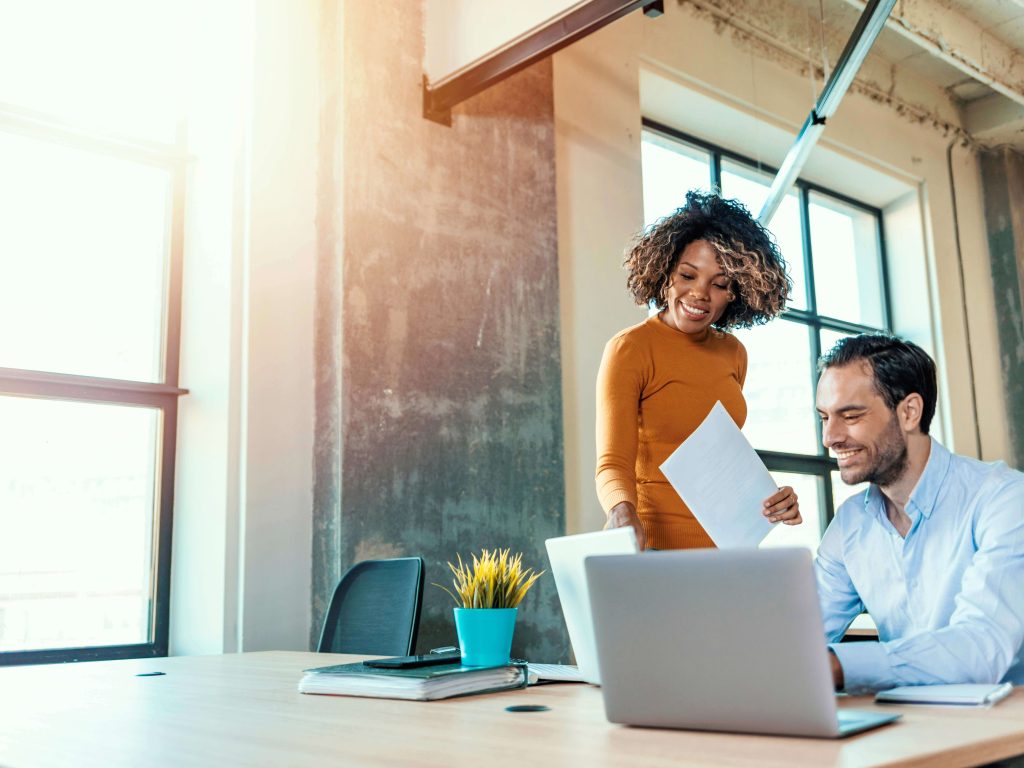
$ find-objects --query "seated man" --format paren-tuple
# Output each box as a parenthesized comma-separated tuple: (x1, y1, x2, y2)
(815, 334, 1024, 693)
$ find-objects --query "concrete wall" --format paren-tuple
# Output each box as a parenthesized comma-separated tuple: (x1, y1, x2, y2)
(311, 1, 568, 661)
(310, 0, 345, 651)
(979, 148, 1024, 466)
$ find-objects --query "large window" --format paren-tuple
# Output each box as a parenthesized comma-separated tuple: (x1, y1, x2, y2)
(641, 120, 890, 550)
(0, 3, 187, 664)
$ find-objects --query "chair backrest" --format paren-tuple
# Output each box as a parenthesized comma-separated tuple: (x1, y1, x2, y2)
(317, 557, 425, 656)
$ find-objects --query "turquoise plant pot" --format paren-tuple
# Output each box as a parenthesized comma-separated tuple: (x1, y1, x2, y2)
(453, 607, 517, 667)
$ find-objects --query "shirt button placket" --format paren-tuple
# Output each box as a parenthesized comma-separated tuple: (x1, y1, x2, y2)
(887, 532, 912, 622)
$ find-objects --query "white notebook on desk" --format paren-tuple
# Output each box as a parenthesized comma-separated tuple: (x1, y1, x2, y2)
(876, 683, 1013, 706)
(527, 663, 584, 684)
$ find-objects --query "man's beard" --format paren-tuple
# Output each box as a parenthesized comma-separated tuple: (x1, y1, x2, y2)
(845, 415, 909, 487)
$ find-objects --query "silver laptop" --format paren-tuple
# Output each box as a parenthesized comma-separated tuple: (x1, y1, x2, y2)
(544, 528, 639, 684)
(585, 548, 901, 738)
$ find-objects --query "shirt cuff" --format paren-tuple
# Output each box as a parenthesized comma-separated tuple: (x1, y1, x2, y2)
(599, 488, 637, 515)
(829, 642, 895, 694)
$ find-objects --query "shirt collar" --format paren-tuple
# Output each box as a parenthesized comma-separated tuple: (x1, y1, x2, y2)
(907, 437, 950, 519)
(861, 437, 950, 520)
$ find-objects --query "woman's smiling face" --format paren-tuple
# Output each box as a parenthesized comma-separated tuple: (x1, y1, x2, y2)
(660, 239, 733, 334)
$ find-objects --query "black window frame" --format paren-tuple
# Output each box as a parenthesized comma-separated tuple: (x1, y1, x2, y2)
(642, 118, 892, 535)
(0, 109, 188, 666)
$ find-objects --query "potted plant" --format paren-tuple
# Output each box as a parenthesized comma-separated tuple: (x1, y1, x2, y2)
(436, 548, 544, 667)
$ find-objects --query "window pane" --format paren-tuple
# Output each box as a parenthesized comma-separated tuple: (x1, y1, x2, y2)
(720, 160, 806, 311)
(0, 132, 170, 382)
(0, 1, 186, 143)
(809, 192, 884, 326)
(760, 472, 823, 552)
(0, 396, 159, 652)
(831, 470, 868, 515)
(736, 319, 817, 454)
(641, 132, 712, 226)
(820, 328, 851, 360)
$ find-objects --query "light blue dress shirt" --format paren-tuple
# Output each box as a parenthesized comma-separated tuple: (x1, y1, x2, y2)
(815, 438, 1024, 694)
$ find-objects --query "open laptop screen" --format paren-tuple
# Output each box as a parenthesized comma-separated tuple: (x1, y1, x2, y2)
(544, 528, 638, 684)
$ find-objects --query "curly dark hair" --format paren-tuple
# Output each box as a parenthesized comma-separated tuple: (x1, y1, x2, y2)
(624, 190, 792, 329)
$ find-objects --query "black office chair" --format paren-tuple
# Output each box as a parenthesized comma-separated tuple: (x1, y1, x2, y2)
(317, 557, 425, 656)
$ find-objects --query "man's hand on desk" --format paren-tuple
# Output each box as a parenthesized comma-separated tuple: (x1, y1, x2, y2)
(828, 649, 845, 691)
(605, 502, 647, 550)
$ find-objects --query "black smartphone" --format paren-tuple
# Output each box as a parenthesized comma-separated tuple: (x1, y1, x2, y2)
(363, 651, 460, 669)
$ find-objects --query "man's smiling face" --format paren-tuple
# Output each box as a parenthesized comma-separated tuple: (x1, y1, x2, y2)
(816, 361, 908, 487)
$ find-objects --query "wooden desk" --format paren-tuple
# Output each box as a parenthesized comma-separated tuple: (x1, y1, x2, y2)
(1, 651, 1023, 767)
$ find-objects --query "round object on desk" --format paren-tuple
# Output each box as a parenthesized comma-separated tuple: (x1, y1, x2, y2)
(505, 705, 550, 713)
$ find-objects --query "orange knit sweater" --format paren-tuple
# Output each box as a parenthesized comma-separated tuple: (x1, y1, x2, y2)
(595, 314, 748, 550)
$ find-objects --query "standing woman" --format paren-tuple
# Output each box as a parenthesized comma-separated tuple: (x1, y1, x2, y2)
(597, 191, 801, 550)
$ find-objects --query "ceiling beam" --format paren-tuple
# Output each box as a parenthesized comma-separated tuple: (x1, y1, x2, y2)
(422, 0, 658, 125)
(963, 93, 1024, 144)
(842, 0, 1024, 107)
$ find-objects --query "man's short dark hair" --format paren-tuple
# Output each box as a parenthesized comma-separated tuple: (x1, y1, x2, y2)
(818, 334, 938, 435)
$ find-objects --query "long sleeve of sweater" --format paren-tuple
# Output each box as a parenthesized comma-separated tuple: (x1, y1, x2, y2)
(595, 332, 647, 514)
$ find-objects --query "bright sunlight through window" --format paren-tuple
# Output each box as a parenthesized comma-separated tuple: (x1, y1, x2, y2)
(0, 0, 201, 661)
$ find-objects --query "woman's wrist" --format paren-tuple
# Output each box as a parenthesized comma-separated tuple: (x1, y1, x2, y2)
(606, 502, 646, 549)
(608, 502, 637, 526)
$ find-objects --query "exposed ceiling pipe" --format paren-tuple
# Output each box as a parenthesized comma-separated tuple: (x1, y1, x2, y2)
(758, 0, 897, 224)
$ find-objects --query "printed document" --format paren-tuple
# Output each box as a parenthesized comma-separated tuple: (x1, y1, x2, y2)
(659, 401, 776, 548)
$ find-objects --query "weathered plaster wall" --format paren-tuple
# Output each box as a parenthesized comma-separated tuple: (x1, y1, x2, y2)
(311, 1, 568, 660)
(310, 0, 344, 649)
(979, 148, 1024, 466)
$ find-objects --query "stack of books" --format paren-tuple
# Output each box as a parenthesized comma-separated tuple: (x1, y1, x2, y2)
(298, 660, 530, 701)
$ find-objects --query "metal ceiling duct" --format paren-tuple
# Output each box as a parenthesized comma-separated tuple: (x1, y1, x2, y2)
(758, 0, 897, 224)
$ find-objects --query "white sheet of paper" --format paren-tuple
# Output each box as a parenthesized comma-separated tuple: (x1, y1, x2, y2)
(659, 401, 777, 549)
